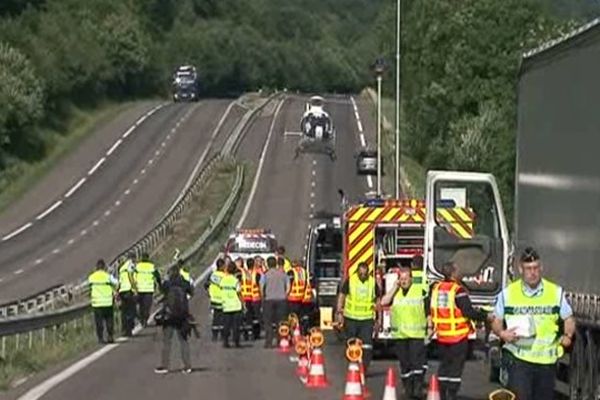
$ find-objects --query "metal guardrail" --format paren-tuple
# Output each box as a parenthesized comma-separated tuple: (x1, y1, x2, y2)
(0, 90, 279, 346)
(0, 91, 279, 320)
(0, 163, 245, 352)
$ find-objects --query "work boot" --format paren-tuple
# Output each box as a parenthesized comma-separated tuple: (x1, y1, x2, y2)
(411, 376, 423, 399)
(402, 378, 413, 399)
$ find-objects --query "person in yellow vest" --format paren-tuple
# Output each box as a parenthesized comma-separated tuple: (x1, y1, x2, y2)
(431, 261, 492, 400)
(335, 261, 382, 370)
(381, 266, 429, 399)
(287, 260, 307, 323)
(135, 252, 161, 328)
(204, 258, 226, 341)
(118, 252, 137, 337)
(276, 246, 292, 273)
(411, 254, 427, 286)
(178, 259, 193, 285)
(220, 262, 244, 348)
(491, 247, 576, 400)
(88, 259, 118, 344)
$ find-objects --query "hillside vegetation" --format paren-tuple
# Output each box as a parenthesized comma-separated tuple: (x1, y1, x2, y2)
(367, 0, 597, 216)
(0, 0, 382, 177)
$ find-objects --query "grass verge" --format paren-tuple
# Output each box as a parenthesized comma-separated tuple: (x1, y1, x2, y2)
(0, 159, 251, 393)
(360, 89, 426, 198)
(0, 314, 100, 391)
(150, 159, 241, 269)
(0, 101, 139, 214)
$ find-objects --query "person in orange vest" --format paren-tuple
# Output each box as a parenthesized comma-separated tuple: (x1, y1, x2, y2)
(301, 270, 315, 334)
(254, 256, 266, 274)
(287, 260, 307, 325)
(241, 257, 263, 340)
(430, 261, 492, 400)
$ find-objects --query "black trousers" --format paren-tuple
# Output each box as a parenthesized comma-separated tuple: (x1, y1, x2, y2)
(243, 301, 262, 339)
(211, 304, 223, 340)
(263, 300, 288, 347)
(93, 306, 114, 343)
(119, 291, 136, 336)
(137, 292, 153, 327)
(395, 339, 427, 398)
(344, 317, 374, 369)
(301, 302, 315, 334)
(438, 340, 468, 400)
(222, 311, 242, 346)
(506, 352, 556, 400)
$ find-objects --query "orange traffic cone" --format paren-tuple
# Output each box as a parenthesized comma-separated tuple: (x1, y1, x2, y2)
(296, 353, 310, 382)
(278, 335, 290, 354)
(359, 361, 371, 398)
(381, 367, 397, 400)
(305, 348, 329, 388)
(426, 374, 441, 400)
(342, 361, 364, 400)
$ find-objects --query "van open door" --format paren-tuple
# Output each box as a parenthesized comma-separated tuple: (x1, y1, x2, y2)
(424, 171, 510, 305)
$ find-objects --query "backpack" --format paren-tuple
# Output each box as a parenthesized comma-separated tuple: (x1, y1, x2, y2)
(165, 283, 188, 322)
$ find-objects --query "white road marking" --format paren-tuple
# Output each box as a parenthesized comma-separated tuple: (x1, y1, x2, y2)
(105, 139, 123, 156)
(310, 192, 315, 198)
(67, 239, 75, 245)
(170, 128, 176, 134)
(283, 131, 302, 136)
(52, 248, 60, 255)
(360, 134, 366, 148)
(141, 169, 146, 175)
(35, 200, 63, 221)
(19, 250, 219, 400)
(87, 157, 106, 176)
(367, 175, 374, 188)
(312, 160, 317, 166)
(148, 159, 154, 165)
(236, 98, 286, 228)
(357, 120, 363, 133)
(104, 210, 111, 217)
(65, 178, 86, 198)
(312, 170, 316, 176)
(2, 222, 33, 241)
(311, 181, 316, 187)
(310, 203, 315, 209)
(13, 269, 23, 275)
(80, 229, 87, 236)
(133, 179, 139, 185)
(92, 220, 99, 227)
(35, 259, 43, 265)
(122, 126, 135, 139)
(115, 200, 121, 207)
(161, 142, 166, 148)
(124, 189, 131, 195)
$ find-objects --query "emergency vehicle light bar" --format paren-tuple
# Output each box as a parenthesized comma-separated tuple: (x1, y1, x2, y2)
(235, 228, 272, 235)
(363, 199, 426, 208)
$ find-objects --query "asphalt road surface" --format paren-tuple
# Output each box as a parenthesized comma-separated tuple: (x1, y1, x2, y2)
(0, 99, 244, 303)
(11, 95, 502, 400)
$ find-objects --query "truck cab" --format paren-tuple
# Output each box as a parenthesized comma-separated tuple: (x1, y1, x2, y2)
(340, 171, 510, 345)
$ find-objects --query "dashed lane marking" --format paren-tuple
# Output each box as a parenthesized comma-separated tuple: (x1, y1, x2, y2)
(65, 178, 86, 198)
(35, 200, 63, 221)
(2, 223, 33, 241)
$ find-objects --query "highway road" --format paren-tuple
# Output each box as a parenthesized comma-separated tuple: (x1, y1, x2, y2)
(12, 94, 501, 400)
(0, 99, 245, 303)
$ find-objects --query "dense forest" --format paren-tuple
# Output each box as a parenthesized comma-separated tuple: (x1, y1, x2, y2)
(0, 0, 382, 172)
(369, 0, 599, 215)
(1, 0, 599, 215)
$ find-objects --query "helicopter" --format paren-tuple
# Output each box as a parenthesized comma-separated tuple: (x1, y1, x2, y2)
(294, 96, 336, 161)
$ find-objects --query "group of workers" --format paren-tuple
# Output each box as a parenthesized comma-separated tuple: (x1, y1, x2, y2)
(89, 243, 574, 400)
(334, 248, 575, 400)
(204, 246, 315, 348)
(88, 252, 191, 343)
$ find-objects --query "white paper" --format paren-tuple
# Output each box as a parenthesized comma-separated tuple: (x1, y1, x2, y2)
(506, 315, 536, 338)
